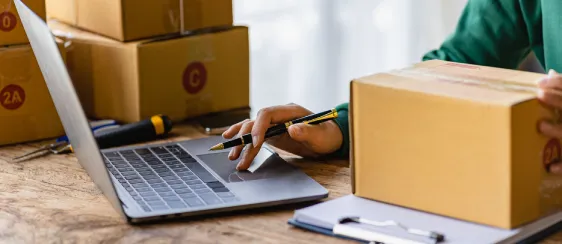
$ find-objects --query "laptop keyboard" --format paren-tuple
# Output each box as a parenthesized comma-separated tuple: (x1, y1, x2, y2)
(103, 144, 239, 212)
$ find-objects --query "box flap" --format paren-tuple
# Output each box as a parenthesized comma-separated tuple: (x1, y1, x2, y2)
(355, 60, 544, 106)
(48, 20, 138, 47)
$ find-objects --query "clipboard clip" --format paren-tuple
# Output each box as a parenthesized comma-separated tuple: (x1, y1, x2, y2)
(333, 216, 445, 244)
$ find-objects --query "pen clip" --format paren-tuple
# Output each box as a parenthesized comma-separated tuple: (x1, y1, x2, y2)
(333, 217, 445, 244)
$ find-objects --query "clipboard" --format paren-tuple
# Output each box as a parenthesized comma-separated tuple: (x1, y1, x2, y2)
(288, 195, 562, 244)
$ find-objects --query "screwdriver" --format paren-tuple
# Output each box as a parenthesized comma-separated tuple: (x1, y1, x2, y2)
(12, 115, 173, 162)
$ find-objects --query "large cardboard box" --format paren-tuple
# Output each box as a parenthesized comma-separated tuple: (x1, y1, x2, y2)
(0, 42, 66, 145)
(46, 0, 233, 41)
(49, 21, 249, 123)
(350, 60, 562, 229)
(0, 0, 45, 46)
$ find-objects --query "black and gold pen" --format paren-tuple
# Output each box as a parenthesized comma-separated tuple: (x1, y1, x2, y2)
(209, 108, 338, 151)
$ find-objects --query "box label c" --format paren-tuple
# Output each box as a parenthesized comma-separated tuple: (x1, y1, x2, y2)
(182, 62, 207, 94)
(0, 12, 17, 32)
(1, 84, 25, 110)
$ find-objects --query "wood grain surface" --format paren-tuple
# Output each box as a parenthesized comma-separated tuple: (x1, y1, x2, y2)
(0, 123, 561, 244)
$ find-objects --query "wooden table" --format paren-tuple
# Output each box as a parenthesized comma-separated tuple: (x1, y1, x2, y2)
(0, 123, 561, 243)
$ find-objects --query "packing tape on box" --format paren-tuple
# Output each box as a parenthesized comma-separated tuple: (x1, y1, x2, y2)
(389, 68, 562, 122)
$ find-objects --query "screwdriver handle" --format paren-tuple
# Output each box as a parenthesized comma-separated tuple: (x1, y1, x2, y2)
(95, 115, 173, 149)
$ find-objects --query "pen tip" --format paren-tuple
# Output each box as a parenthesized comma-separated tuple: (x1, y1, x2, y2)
(209, 144, 225, 151)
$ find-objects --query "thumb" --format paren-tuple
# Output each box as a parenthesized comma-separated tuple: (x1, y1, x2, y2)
(287, 123, 324, 144)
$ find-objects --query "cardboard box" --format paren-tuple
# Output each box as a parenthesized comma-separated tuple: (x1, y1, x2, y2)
(46, 0, 233, 41)
(49, 21, 249, 123)
(0, 0, 46, 46)
(350, 60, 562, 229)
(0, 42, 66, 145)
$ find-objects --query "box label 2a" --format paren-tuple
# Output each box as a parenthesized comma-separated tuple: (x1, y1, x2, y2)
(183, 62, 207, 94)
(1, 84, 25, 110)
(0, 12, 17, 32)
(543, 138, 561, 172)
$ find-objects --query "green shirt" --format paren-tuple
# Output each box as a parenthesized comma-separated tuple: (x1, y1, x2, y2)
(332, 0, 559, 158)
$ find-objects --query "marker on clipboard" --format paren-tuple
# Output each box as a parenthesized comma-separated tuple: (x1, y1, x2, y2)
(333, 217, 445, 244)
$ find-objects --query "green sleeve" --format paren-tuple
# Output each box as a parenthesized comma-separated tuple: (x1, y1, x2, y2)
(330, 102, 349, 158)
(423, 0, 531, 69)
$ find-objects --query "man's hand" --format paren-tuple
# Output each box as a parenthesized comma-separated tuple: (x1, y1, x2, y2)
(222, 103, 343, 170)
(537, 69, 562, 173)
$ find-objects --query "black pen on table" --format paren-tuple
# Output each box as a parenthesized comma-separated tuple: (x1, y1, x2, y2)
(209, 108, 338, 151)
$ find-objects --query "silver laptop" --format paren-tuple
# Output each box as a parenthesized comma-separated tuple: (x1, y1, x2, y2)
(15, 0, 328, 223)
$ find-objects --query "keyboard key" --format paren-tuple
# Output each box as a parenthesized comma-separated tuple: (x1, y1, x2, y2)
(139, 171, 155, 176)
(158, 173, 175, 178)
(122, 171, 138, 176)
(174, 168, 190, 173)
(146, 179, 163, 184)
(143, 175, 159, 180)
(222, 197, 239, 203)
(190, 184, 207, 190)
(179, 193, 197, 199)
(125, 175, 140, 180)
(140, 191, 157, 197)
(185, 180, 202, 185)
(157, 153, 172, 158)
(162, 176, 179, 181)
(132, 183, 148, 188)
(132, 196, 142, 201)
(136, 187, 152, 192)
(212, 187, 230, 193)
(150, 146, 168, 154)
(143, 196, 161, 201)
(147, 199, 166, 206)
(104, 152, 119, 157)
(156, 169, 172, 174)
(199, 193, 222, 205)
(184, 197, 204, 207)
(165, 161, 181, 166)
(114, 164, 130, 169)
(152, 164, 167, 169)
(181, 176, 198, 181)
(135, 148, 152, 155)
(151, 205, 169, 211)
(176, 171, 194, 176)
(162, 196, 181, 202)
(168, 164, 184, 169)
(207, 181, 225, 189)
(152, 183, 167, 188)
(118, 179, 127, 184)
(158, 192, 176, 197)
(131, 163, 147, 169)
(117, 167, 134, 173)
(167, 201, 187, 209)
(119, 150, 135, 155)
(154, 187, 172, 193)
(170, 184, 188, 189)
(130, 191, 138, 197)
(217, 192, 235, 198)
(124, 187, 135, 192)
(128, 179, 144, 184)
(174, 188, 192, 194)
(141, 206, 152, 212)
(194, 188, 211, 194)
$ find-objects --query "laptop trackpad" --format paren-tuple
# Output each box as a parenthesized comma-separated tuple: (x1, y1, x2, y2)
(196, 149, 293, 183)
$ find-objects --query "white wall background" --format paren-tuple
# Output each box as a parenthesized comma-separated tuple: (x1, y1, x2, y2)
(233, 0, 469, 115)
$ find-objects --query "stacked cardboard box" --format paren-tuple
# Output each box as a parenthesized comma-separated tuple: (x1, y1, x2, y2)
(46, 0, 249, 123)
(0, 0, 65, 145)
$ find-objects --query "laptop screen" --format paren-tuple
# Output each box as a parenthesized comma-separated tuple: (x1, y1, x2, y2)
(14, 0, 125, 218)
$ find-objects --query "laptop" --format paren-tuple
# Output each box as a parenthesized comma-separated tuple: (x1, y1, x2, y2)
(14, 0, 328, 223)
